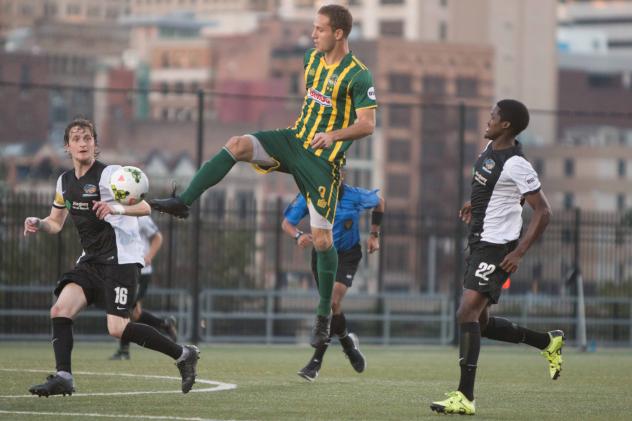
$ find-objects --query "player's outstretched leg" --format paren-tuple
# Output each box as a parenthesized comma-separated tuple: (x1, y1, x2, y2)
(109, 342, 130, 360)
(148, 196, 190, 219)
(176, 345, 200, 393)
(29, 374, 75, 397)
(541, 330, 565, 380)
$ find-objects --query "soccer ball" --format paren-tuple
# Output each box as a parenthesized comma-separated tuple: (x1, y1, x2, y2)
(110, 166, 149, 205)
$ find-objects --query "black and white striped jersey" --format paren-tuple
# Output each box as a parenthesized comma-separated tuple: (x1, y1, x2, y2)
(469, 141, 541, 245)
(52, 160, 144, 266)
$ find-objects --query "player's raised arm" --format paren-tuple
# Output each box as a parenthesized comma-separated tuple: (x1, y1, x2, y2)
(24, 206, 68, 236)
(92, 200, 151, 220)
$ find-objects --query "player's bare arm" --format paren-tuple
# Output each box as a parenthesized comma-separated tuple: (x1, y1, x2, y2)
(367, 195, 385, 254)
(459, 201, 472, 224)
(282, 218, 313, 249)
(92, 200, 151, 220)
(310, 108, 376, 149)
(499, 191, 552, 273)
(24, 206, 68, 236)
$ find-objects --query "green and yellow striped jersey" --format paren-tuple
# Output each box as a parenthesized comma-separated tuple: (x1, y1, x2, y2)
(292, 48, 377, 163)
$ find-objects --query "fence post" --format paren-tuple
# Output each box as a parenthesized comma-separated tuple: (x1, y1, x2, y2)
(190, 89, 205, 345)
(452, 102, 466, 346)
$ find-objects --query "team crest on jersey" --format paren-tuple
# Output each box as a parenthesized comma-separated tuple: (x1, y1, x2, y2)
(317, 186, 327, 208)
(482, 158, 495, 174)
(83, 184, 98, 197)
(325, 74, 339, 94)
(308, 88, 332, 107)
(344, 219, 353, 230)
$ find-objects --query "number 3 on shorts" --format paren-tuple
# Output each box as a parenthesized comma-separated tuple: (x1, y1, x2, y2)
(475, 262, 496, 281)
(114, 286, 128, 305)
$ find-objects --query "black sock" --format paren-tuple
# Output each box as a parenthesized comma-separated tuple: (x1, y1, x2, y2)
(121, 322, 182, 360)
(311, 339, 330, 362)
(457, 322, 480, 402)
(482, 317, 550, 350)
(137, 311, 164, 330)
(52, 317, 73, 374)
(119, 339, 130, 351)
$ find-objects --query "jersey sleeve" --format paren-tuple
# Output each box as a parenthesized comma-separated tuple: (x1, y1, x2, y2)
(349, 186, 380, 209)
(349, 69, 377, 110)
(53, 175, 65, 209)
(98, 165, 121, 202)
(283, 193, 309, 225)
(506, 157, 541, 195)
(138, 215, 159, 239)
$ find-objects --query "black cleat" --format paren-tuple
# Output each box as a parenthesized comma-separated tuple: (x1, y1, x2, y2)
(29, 374, 75, 397)
(161, 316, 178, 342)
(310, 315, 331, 348)
(297, 359, 322, 382)
(148, 197, 190, 219)
(176, 345, 200, 394)
(342, 333, 366, 373)
(109, 349, 130, 360)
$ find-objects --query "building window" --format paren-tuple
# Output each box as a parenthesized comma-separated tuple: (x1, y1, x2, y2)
(456, 78, 478, 97)
(423, 75, 446, 96)
(438, 21, 447, 40)
(44, 3, 58, 16)
(618, 159, 626, 178)
(380, 20, 404, 37)
(465, 107, 479, 131)
(387, 174, 410, 198)
(87, 6, 101, 17)
(174, 81, 184, 95)
(617, 194, 626, 211)
(389, 105, 412, 127)
(563, 192, 574, 210)
(161, 82, 169, 95)
(587, 73, 619, 88)
(387, 139, 411, 163)
(381, 0, 405, 4)
(66, 3, 81, 15)
(389, 73, 412, 93)
(386, 243, 409, 272)
(564, 158, 574, 177)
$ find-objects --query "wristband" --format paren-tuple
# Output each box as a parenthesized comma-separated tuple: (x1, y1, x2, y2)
(111, 203, 125, 215)
(371, 211, 383, 226)
(294, 230, 304, 243)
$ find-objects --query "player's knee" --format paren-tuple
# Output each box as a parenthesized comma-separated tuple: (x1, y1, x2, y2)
(312, 235, 332, 251)
(50, 304, 70, 318)
(225, 136, 251, 161)
(456, 307, 475, 324)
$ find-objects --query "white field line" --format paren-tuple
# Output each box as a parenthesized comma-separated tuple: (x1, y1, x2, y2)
(0, 410, 241, 421)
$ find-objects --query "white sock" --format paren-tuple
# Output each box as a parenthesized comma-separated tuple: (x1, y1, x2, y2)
(176, 346, 190, 363)
(56, 370, 73, 381)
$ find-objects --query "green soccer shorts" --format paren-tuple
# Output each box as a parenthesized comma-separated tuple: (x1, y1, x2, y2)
(250, 128, 342, 224)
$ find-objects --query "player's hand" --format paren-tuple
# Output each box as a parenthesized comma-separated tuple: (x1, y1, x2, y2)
(499, 250, 522, 273)
(144, 256, 152, 266)
(367, 236, 380, 254)
(459, 201, 472, 224)
(310, 132, 335, 149)
(93, 201, 116, 220)
(24, 217, 41, 236)
(297, 233, 313, 248)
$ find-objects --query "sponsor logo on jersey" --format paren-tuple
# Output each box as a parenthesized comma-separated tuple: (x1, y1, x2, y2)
(367, 86, 376, 100)
(308, 88, 332, 107)
(317, 186, 327, 208)
(482, 158, 495, 174)
(526, 176, 537, 185)
(474, 171, 488, 186)
(71, 201, 90, 211)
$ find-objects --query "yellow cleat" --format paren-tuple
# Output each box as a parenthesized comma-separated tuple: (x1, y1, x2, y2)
(541, 330, 565, 380)
(430, 391, 475, 415)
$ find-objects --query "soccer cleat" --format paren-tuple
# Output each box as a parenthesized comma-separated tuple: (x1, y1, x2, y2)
(297, 358, 322, 382)
(541, 329, 565, 380)
(148, 197, 190, 219)
(29, 374, 75, 397)
(176, 345, 200, 393)
(430, 391, 476, 415)
(161, 316, 178, 342)
(342, 332, 366, 373)
(109, 349, 130, 360)
(310, 315, 331, 348)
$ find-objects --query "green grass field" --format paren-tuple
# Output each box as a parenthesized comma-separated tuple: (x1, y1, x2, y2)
(0, 341, 630, 420)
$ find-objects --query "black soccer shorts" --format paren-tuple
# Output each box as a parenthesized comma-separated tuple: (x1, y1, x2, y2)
(311, 243, 363, 288)
(463, 240, 517, 304)
(55, 262, 140, 317)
